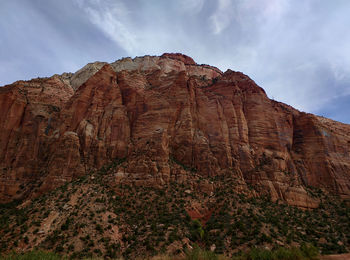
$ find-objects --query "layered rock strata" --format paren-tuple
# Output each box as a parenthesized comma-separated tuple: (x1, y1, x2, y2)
(1, 53, 350, 208)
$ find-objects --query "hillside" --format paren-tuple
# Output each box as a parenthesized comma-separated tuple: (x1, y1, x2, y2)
(0, 53, 350, 258)
(0, 162, 349, 258)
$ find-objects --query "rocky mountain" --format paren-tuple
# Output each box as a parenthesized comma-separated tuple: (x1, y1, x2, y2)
(1, 53, 350, 258)
(1, 53, 350, 208)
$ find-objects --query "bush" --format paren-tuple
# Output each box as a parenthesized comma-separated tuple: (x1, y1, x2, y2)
(273, 247, 303, 259)
(300, 243, 319, 259)
(189, 220, 204, 241)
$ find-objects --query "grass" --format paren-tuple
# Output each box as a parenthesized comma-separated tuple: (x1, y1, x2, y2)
(232, 244, 319, 260)
(0, 250, 63, 260)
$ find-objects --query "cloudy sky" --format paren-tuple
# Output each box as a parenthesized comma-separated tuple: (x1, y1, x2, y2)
(1, 0, 350, 123)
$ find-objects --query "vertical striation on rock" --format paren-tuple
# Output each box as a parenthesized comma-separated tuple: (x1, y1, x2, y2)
(0, 54, 350, 207)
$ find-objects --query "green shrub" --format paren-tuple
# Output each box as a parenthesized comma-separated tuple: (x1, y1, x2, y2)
(189, 220, 204, 241)
(273, 247, 303, 259)
(246, 248, 273, 260)
(300, 243, 319, 259)
(185, 245, 218, 260)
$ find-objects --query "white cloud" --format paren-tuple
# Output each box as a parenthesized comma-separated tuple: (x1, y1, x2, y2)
(2, 0, 350, 122)
(71, 0, 350, 117)
(179, 0, 204, 13)
(259, 0, 289, 21)
(210, 0, 234, 34)
(75, 0, 138, 54)
(330, 60, 349, 82)
(205, 0, 350, 115)
(73, 0, 207, 57)
(85, 7, 137, 54)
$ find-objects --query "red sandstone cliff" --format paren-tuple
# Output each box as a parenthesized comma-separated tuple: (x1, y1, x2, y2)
(1, 53, 350, 208)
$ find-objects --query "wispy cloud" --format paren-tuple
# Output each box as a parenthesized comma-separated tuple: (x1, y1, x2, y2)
(74, 0, 137, 54)
(205, 0, 350, 117)
(179, 0, 204, 13)
(73, 0, 209, 57)
(209, 0, 234, 34)
(1, 0, 350, 123)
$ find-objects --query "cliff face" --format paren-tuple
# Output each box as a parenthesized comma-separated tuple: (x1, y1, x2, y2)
(1, 53, 350, 207)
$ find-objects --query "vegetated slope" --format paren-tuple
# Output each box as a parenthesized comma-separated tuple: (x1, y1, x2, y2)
(0, 160, 349, 258)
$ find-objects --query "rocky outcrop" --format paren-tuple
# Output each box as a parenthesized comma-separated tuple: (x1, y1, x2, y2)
(161, 53, 197, 65)
(0, 76, 74, 200)
(0, 54, 350, 207)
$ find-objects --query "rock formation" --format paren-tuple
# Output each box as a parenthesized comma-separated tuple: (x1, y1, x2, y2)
(1, 53, 350, 208)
